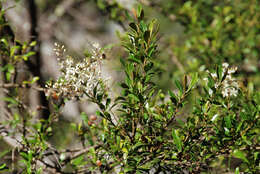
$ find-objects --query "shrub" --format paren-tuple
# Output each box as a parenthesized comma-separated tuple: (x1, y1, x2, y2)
(0, 4, 259, 174)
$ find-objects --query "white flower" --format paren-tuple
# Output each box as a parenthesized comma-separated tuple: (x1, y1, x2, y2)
(222, 62, 229, 69)
(221, 88, 229, 98)
(203, 77, 208, 84)
(93, 42, 100, 49)
(208, 88, 213, 96)
(214, 82, 220, 89)
(211, 72, 217, 79)
(205, 63, 239, 98)
(221, 86, 238, 98)
(48, 43, 107, 100)
(228, 66, 237, 74)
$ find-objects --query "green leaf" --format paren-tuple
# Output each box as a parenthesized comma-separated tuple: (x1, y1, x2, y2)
(137, 5, 144, 21)
(172, 129, 183, 152)
(188, 73, 198, 91)
(176, 118, 185, 127)
(71, 155, 84, 166)
(175, 79, 183, 96)
(120, 83, 129, 89)
(80, 112, 88, 122)
(124, 167, 135, 173)
(128, 55, 141, 64)
(235, 167, 239, 174)
(93, 84, 98, 97)
(29, 41, 37, 46)
(10, 45, 20, 58)
(0, 150, 10, 159)
(23, 51, 36, 60)
(233, 149, 249, 163)
(3, 97, 18, 106)
(148, 19, 157, 33)
(224, 115, 232, 128)
(125, 10, 132, 21)
(97, 93, 103, 102)
(168, 90, 178, 104)
(7, 64, 14, 74)
(36, 167, 43, 174)
(138, 161, 154, 170)
(144, 62, 153, 72)
(97, 0, 105, 9)
(20, 152, 29, 161)
(1, 38, 8, 47)
(254, 152, 259, 161)
(217, 64, 223, 80)
(31, 76, 39, 83)
(23, 76, 39, 84)
(148, 47, 155, 57)
(129, 22, 138, 32)
(115, 96, 126, 102)
(140, 21, 147, 32)
(120, 57, 126, 67)
(0, 163, 8, 170)
(28, 150, 33, 162)
(106, 98, 111, 107)
(128, 94, 140, 102)
(144, 30, 150, 43)
(236, 121, 243, 132)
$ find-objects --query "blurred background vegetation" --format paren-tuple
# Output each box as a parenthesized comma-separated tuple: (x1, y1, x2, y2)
(0, 0, 259, 173)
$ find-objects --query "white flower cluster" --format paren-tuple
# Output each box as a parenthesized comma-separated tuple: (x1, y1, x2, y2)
(206, 63, 239, 98)
(47, 42, 105, 100)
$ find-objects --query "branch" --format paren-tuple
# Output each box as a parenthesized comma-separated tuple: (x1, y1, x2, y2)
(27, 0, 50, 119)
(62, 144, 101, 164)
(0, 83, 45, 91)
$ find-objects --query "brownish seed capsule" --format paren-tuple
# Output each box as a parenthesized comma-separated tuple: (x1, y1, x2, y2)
(88, 121, 93, 126)
(36, 105, 41, 110)
(96, 160, 102, 167)
(90, 115, 97, 121)
(102, 53, 106, 59)
(52, 92, 59, 100)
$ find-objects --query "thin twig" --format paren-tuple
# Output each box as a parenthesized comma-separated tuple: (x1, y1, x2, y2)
(0, 83, 45, 91)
